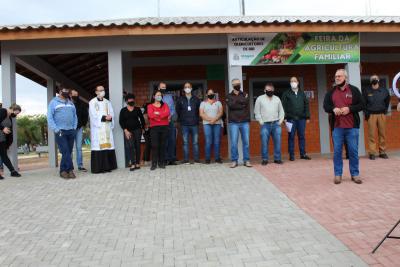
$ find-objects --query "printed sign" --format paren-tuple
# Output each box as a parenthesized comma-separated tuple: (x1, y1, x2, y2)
(229, 33, 360, 66)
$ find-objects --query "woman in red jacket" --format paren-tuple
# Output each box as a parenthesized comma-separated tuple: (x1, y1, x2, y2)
(147, 90, 170, 170)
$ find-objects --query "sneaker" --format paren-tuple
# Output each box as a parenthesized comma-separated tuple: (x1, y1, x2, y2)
(289, 156, 295, 161)
(215, 158, 223, 164)
(230, 162, 238, 168)
(261, 160, 268, 166)
(379, 153, 388, 159)
(68, 171, 76, 179)
(205, 160, 211, 164)
(244, 161, 253, 167)
(369, 154, 376, 160)
(300, 155, 311, 160)
(150, 165, 157, 171)
(274, 160, 283, 164)
(10, 171, 21, 177)
(194, 160, 201, 164)
(60, 171, 69, 179)
(351, 176, 362, 184)
(334, 176, 342, 184)
(129, 167, 136, 171)
(182, 160, 190, 165)
(78, 167, 87, 172)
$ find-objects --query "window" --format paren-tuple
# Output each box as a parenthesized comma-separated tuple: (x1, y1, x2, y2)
(249, 77, 303, 119)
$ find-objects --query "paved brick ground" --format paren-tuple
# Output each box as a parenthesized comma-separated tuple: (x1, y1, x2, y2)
(0, 164, 365, 267)
(255, 154, 400, 267)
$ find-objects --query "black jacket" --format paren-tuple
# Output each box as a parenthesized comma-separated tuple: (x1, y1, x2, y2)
(363, 86, 390, 116)
(225, 91, 250, 123)
(323, 84, 365, 129)
(0, 108, 13, 148)
(74, 99, 89, 129)
(176, 95, 201, 126)
(281, 89, 310, 120)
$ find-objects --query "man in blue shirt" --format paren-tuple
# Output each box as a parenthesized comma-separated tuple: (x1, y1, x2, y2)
(159, 82, 177, 165)
(47, 86, 78, 179)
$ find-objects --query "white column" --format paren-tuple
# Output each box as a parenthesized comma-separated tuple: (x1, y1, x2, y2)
(1, 50, 18, 170)
(122, 52, 133, 93)
(316, 65, 331, 154)
(227, 65, 245, 163)
(346, 63, 366, 156)
(46, 79, 58, 168)
(108, 49, 125, 168)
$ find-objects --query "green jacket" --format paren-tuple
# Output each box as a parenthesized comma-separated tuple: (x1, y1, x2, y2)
(281, 89, 310, 120)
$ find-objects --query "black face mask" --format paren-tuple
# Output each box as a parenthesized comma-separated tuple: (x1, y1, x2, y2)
(160, 88, 166, 93)
(127, 101, 135, 107)
(233, 85, 241, 91)
(207, 94, 215, 100)
(337, 81, 346, 88)
(61, 92, 70, 98)
(265, 91, 274, 97)
(371, 79, 379, 86)
(10, 113, 17, 118)
(71, 96, 79, 102)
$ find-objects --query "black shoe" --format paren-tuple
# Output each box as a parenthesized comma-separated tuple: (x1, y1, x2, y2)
(10, 171, 21, 177)
(168, 161, 177, 165)
(274, 160, 283, 164)
(194, 160, 201, 164)
(215, 158, 223, 164)
(130, 167, 136, 171)
(261, 160, 268, 166)
(300, 155, 311, 160)
(369, 154, 376, 160)
(289, 156, 295, 161)
(78, 167, 87, 172)
(379, 153, 388, 159)
(0, 175, 4, 180)
(205, 160, 211, 164)
(150, 165, 157, 171)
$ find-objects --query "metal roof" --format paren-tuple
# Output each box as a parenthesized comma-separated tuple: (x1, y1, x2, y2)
(1, 16, 400, 31)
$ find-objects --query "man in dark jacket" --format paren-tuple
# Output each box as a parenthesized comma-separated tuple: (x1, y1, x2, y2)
(71, 89, 89, 172)
(363, 74, 390, 160)
(323, 69, 365, 185)
(281, 76, 311, 161)
(176, 82, 201, 164)
(225, 78, 252, 168)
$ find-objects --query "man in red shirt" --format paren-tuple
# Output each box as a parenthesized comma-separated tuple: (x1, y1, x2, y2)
(324, 69, 365, 185)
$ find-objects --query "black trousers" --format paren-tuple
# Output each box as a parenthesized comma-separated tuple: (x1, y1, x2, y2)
(0, 141, 15, 172)
(150, 126, 168, 167)
(125, 129, 142, 165)
(143, 129, 151, 162)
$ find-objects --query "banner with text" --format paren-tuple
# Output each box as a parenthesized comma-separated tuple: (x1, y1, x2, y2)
(228, 33, 360, 66)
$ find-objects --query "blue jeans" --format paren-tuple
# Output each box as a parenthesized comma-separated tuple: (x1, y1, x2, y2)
(74, 127, 83, 168)
(181, 125, 199, 161)
(261, 121, 282, 161)
(228, 122, 250, 163)
(55, 129, 76, 173)
(203, 124, 221, 161)
(288, 119, 306, 157)
(165, 121, 177, 161)
(332, 128, 359, 177)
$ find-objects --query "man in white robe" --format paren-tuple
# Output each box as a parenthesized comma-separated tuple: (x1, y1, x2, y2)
(89, 85, 117, 173)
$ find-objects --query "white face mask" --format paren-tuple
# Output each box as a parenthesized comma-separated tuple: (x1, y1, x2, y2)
(290, 82, 298, 90)
(184, 88, 192, 94)
(97, 91, 105, 98)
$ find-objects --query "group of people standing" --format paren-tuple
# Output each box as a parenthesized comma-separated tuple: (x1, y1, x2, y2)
(46, 67, 393, 185)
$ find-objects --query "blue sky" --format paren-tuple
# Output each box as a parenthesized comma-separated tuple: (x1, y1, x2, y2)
(0, 0, 399, 114)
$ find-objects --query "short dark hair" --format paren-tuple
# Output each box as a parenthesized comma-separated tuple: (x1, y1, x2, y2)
(125, 93, 135, 102)
(57, 84, 68, 92)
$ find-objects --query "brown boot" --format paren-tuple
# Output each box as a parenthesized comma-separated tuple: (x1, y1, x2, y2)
(334, 176, 342, 184)
(68, 171, 76, 179)
(351, 176, 362, 184)
(60, 171, 69, 179)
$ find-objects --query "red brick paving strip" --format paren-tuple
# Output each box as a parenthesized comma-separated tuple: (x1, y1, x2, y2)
(255, 156, 400, 267)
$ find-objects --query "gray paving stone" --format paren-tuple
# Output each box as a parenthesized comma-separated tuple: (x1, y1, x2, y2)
(0, 165, 367, 266)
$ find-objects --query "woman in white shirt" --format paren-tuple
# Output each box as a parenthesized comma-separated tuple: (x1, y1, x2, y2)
(199, 89, 223, 164)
